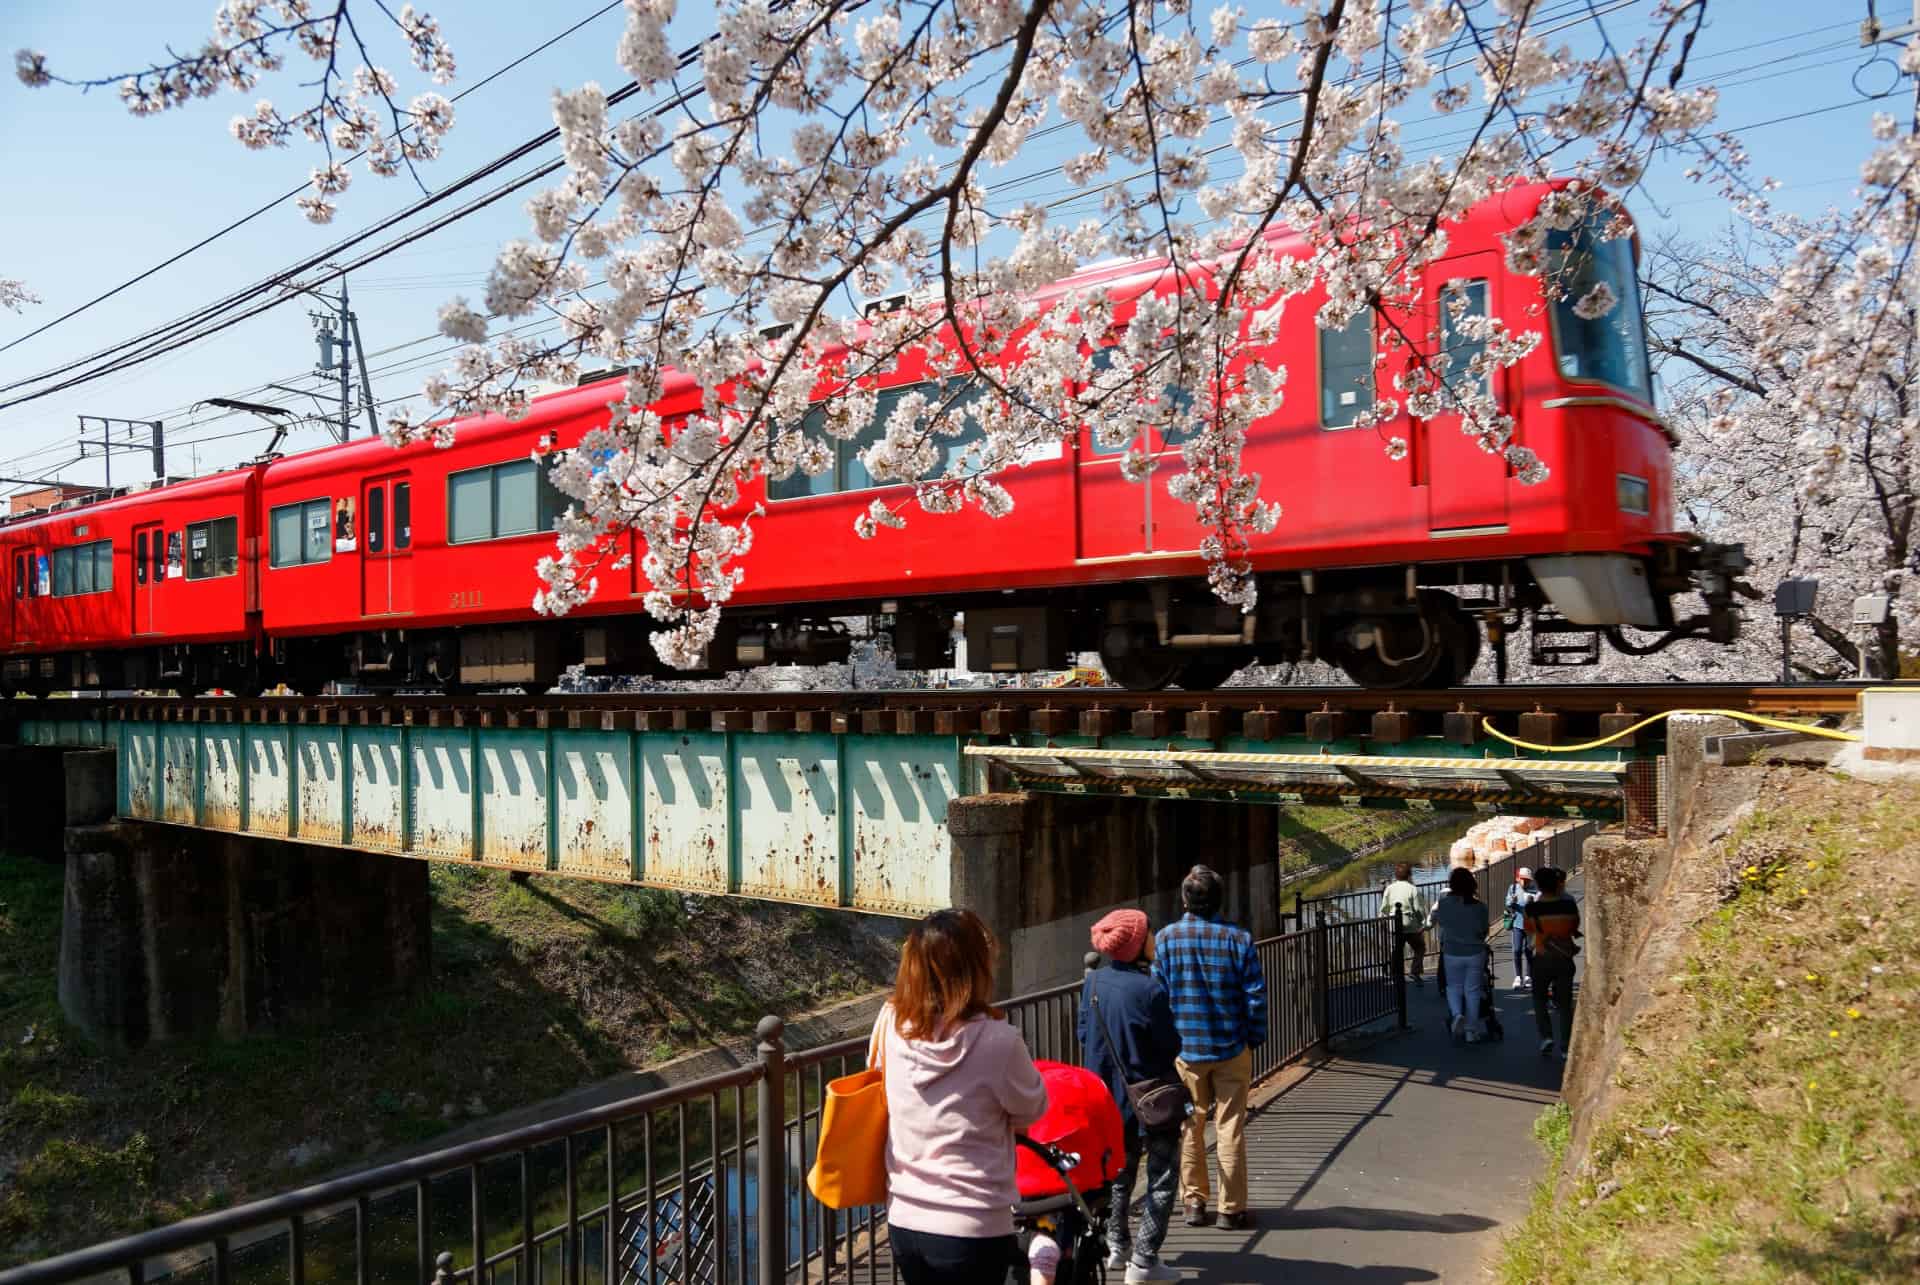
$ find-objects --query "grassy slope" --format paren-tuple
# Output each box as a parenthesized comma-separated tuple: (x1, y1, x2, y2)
(1500, 774, 1920, 1284)
(0, 861, 898, 1262)
(1276, 806, 1432, 875)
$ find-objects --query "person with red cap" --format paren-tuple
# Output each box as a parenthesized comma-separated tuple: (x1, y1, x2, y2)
(1079, 909, 1185, 1283)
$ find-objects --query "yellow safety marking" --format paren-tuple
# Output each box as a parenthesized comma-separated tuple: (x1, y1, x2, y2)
(1480, 709, 1860, 755)
(965, 744, 1625, 773)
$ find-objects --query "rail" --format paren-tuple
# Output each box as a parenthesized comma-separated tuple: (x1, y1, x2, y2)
(0, 917, 1409, 1285)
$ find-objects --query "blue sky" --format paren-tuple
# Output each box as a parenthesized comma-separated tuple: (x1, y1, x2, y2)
(0, 0, 1902, 492)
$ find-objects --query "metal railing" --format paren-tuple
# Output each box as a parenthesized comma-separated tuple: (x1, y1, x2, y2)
(1, 916, 1408, 1285)
(1291, 821, 1595, 955)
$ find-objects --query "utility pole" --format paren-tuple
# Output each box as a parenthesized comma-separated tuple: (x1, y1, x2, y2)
(76, 415, 164, 492)
(1862, 2, 1920, 45)
(304, 274, 379, 442)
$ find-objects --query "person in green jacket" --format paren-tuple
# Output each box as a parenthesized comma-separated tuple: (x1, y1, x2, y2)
(1380, 862, 1430, 986)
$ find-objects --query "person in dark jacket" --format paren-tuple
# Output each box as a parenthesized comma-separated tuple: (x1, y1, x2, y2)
(1079, 909, 1183, 1284)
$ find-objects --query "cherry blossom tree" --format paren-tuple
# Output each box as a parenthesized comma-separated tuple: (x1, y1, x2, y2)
(0, 278, 39, 314)
(22, 0, 1727, 670)
(1644, 124, 1920, 681)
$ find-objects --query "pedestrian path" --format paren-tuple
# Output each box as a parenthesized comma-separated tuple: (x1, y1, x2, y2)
(1153, 930, 1577, 1283)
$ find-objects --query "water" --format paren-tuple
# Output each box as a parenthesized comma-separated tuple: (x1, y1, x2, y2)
(1296, 819, 1474, 903)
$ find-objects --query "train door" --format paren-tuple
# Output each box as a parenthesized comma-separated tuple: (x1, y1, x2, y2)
(6, 546, 30, 645)
(360, 474, 414, 616)
(132, 521, 163, 635)
(1423, 253, 1511, 534)
(1076, 420, 1156, 560)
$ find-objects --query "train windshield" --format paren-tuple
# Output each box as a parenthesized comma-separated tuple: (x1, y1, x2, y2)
(1547, 218, 1653, 403)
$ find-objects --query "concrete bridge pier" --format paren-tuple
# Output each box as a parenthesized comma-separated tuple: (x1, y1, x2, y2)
(58, 820, 430, 1051)
(949, 791, 1278, 994)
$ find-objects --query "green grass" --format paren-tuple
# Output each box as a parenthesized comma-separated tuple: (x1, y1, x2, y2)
(0, 855, 898, 1264)
(1497, 782, 1920, 1284)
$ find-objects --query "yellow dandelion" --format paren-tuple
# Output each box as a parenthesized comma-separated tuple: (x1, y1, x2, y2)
(1806, 973, 1819, 982)
(1807, 1080, 1817, 1090)
(1847, 1008, 1862, 1020)
(1829, 1029, 1840, 1038)
(1800, 887, 1811, 896)
(1806, 860, 1818, 869)
(1745, 865, 1760, 875)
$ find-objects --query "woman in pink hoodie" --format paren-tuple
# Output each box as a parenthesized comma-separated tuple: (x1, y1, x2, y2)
(877, 908, 1049, 1284)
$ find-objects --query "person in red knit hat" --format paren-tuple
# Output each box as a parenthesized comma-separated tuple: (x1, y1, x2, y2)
(1079, 909, 1185, 1282)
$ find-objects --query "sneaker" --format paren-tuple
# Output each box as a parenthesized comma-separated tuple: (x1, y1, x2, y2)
(1511, 975, 1525, 991)
(1125, 1263, 1182, 1283)
(1219, 1210, 1254, 1231)
(1107, 1247, 1130, 1270)
(1450, 1014, 1466, 1039)
(1539, 1038, 1555, 1057)
(1465, 1029, 1481, 1043)
(1184, 1200, 1214, 1228)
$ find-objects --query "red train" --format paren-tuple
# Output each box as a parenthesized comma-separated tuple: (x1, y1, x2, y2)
(0, 181, 1745, 696)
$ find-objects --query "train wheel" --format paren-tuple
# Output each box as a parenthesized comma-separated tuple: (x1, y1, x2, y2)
(1175, 654, 1242, 691)
(1099, 625, 1183, 691)
(1336, 591, 1470, 689)
(1428, 600, 1482, 688)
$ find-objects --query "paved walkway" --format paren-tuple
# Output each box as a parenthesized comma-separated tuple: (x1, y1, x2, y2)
(1152, 938, 1576, 1284)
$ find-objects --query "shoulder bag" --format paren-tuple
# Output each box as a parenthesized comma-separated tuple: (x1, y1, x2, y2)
(806, 1009, 891, 1209)
(1089, 976, 1191, 1133)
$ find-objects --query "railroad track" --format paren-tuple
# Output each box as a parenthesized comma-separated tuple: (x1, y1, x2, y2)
(3, 683, 1870, 745)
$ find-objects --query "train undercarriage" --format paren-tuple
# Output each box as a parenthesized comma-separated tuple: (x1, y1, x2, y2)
(0, 544, 1748, 697)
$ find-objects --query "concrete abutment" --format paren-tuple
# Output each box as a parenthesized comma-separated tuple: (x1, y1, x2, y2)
(57, 822, 430, 1050)
(948, 791, 1279, 993)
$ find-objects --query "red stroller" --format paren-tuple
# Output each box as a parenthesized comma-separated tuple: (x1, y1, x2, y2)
(1006, 1060, 1127, 1284)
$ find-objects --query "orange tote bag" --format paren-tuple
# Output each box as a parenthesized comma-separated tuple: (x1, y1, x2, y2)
(806, 1010, 890, 1209)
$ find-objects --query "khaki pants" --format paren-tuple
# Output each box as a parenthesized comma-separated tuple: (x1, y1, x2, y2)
(1175, 1048, 1251, 1214)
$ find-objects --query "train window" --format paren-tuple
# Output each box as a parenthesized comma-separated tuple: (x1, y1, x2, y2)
(136, 533, 148, 586)
(393, 483, 412, 549)
(1319, 310, 1376, 428)
(366, 488, 385, 554)
(1547, 219, 1652, 401)
(49, 539, 112, 597)
(270, 499, 333, 568)
(494, 460, 540, 535)
(12, 552, 26, 599)
(447, 460, 567, 543)
(770, 382, 998, 498)
(151, 530, 165, 584)
(1437, 279, 1493, 406)
(185, 518, 239, 580)
(766, 405, 839, 501)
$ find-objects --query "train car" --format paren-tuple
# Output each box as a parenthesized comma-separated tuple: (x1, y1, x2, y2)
(0, 470, 260, 694)
(0, 180, 1745, 694)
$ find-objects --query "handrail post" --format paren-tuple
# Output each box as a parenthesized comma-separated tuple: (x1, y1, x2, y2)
(1293, 890, 1303, 934)
(1312, 910, 1328, 1051)
(755, 1016, 787, 1285)
(1392, 906, 1408, 1030)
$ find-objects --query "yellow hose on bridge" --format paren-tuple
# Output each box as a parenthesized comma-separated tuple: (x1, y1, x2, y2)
(1480, 708, 1861, 754)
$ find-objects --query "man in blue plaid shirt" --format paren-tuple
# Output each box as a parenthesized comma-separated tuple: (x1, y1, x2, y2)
(1152, 864, 1267, 1230)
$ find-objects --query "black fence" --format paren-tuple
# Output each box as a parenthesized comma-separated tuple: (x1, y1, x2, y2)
(0, 917, 1408, 1285)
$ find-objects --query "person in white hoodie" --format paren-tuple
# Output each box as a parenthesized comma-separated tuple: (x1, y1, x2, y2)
(878, 908, 1050, 1284)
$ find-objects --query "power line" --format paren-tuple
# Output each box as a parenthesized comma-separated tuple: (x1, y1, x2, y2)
(0, 0, 627, 359)
(3, 0, 1844, 462)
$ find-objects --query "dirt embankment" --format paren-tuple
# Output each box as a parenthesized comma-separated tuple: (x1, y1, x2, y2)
(0, 863, 901, 1264)
(1500, 723, 1920, 1283)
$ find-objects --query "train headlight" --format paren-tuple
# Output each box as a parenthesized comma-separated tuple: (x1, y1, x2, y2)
(1616, 473, 1650, 516)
